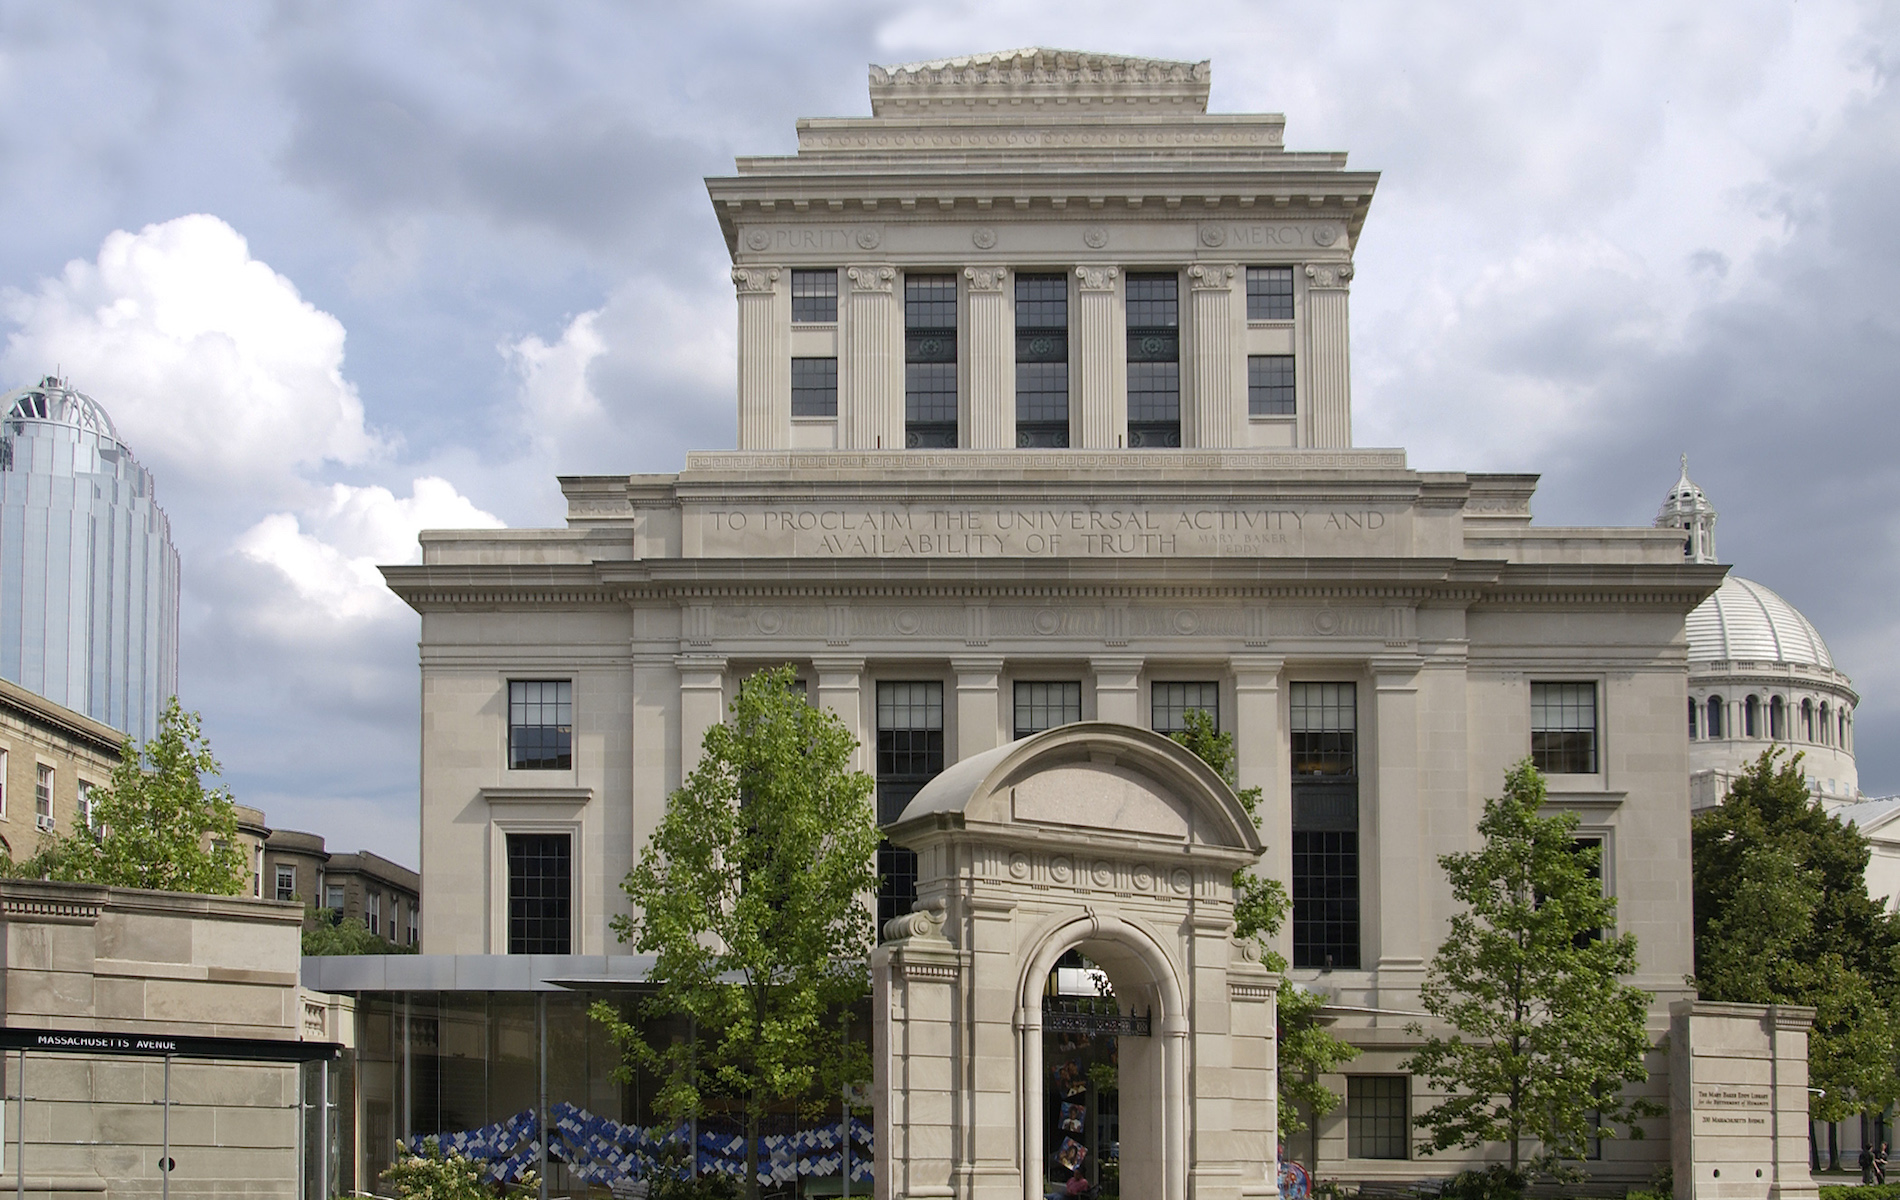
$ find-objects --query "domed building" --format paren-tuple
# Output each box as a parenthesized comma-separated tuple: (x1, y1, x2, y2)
(1657, 460, 1859, 808)
(0, 376, 178, 745)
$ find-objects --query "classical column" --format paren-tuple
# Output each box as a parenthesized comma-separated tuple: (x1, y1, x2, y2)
(1073, 265, 1123, 448)
(813, 654, 868, 773)
(953, 655, 1005, 758)
(964, 267, 1013, 449)
(1188, 263, 1240, 448)
(1231, 654, 1288, 962)
(676, 654, 728, 777)
(1371, 656, 1424, 1016)
(1303, 262, 1353, 448)
(732, 266, 785, 450)
(845, 264, 901, 450)
(1090, 654, 1144, 726)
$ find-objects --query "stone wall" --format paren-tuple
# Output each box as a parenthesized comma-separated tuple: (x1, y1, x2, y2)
(0, 879, 306, 1200)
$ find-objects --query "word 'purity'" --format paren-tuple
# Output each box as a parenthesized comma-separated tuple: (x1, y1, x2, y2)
(699, 506, 1394, 557)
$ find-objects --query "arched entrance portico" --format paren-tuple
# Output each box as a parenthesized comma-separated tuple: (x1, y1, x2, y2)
(873, 723, 1281, 1200)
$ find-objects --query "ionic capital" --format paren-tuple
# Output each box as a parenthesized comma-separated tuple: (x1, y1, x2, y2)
(730, 266, 780, 295)
(1074, 264, 1120, 292)
(847, 264, 896, 293)
(1304, 262, 1354, 291)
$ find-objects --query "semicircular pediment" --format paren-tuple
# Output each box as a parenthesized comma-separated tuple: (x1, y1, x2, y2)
(893, 721, 1259, 852)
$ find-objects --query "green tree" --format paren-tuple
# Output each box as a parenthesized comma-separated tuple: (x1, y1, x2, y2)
(39, 697, 246, 894)
(303, 909, 416, 956)
(1167, 709, 1359, 1134)
(1692, 747, 1900, 1122)
(1405, 760, 1659, 1182)
(591, 666, 880, 1200)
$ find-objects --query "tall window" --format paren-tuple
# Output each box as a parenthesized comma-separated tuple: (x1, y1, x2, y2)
(1687, 698, 1698, 740)
(1248, 355, 1295, 416)
(791, 357, 838, 417)
(1743, 694, 1759, 739)
(1014, 681, 1081, 739)
(791, 269, 838, 322)
(1291, 682, 1358, 969)
(34, 764, 52, 819)
(1151, 681, 1219, 734)
(1015, 273, 1070, 447)
(0, 748, 10, 817)
(507, 833, 572, 954)
(509, 680, 572, 770)
(408, 904, 420, 947)
(1125, 273, 1180, 447)
(366, 892, 382, 937)
(1531, 682, 1597, 774)
(1245, 266, 1294, 320)
(877, 682, 944, 932)
(1569, 836, 1607, 947)
(1770, 695, 1787, 740)
(1707, 696, 1724, 739)
(1347, 1077, 1408, 1159)
(275, 864, 297, 902)
(77, 780, 93, 831)
(324, 882, 345, 911)
(1819, 702, 1831, 745)
(905, 276, 958, 448)
(1801, 699, 1815, 742)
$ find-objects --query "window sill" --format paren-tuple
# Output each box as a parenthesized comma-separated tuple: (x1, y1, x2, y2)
(483, 786, 592, 808)
(791, 415, 838, 423)
(791, 321, 839, 331)
(1542, 789, 1625, 811)
(1248, 414, 1296, 422)
(1246, 320, 1296, 330)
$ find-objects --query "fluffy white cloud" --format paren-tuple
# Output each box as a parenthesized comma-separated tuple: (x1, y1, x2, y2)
(235, 476, 504, 627)
(0, 214, 385, 501)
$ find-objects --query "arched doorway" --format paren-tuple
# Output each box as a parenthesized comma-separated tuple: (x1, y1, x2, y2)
(873, 723, 1280, 1200)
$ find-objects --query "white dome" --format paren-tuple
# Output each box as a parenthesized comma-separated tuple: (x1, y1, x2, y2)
(1686, 576, 1834, 670)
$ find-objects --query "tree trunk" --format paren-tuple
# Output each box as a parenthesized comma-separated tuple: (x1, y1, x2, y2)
(746, 1096, 761, 1200)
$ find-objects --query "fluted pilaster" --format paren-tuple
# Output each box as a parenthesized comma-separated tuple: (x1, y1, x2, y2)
(1074, 265, 1122, 448)
(732, 267, 785, 450)
(1188, 263, 1239, 448)
(1304, 262, 1353, 448)
(845, 264, 901, 450)
(964, 266, 1012, 448)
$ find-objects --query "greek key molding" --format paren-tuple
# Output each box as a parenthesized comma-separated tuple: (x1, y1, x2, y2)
(1304, 262, 1354, 290)
(731, 266, 781, 294)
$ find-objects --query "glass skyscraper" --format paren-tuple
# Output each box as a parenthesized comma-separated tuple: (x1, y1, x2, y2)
(0, 377, 178, 744)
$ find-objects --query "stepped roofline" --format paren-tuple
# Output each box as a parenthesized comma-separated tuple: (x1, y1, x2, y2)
(869, 49, 1211, 115)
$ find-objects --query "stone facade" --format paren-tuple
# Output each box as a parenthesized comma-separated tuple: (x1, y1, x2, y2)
(381, 49, 1772, 1187)
(265, 831, 420, 946)
(0, 879, 307, 1200)
(0, 677, 123, 863)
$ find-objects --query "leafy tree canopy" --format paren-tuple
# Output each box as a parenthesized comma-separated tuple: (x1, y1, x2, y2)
(1692, 747, 1900, 1121)
(303, 909, 416, 956)
(32, 697, 246, 895)
(1167, 709, 1358, 1135)
(1406, 760, 1659, 1182)
(592, 666, 880, 1200)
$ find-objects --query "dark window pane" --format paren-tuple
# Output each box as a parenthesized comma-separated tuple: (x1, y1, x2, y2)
(1346, 1077, 1408, 1159)
(1531, 682, 1597, 774)
(791, 356, 838, 417)
(1707, 696, 1724, 738)
(1290, 682, 1356, 776)
(877, 681, 945, 933)
(904, 276, 957, 327)
(1293, 830, 1360, 969)
(1127, 363, 1181, 422)
(906, 276, 958, 449)
(506, 834, 571, 954)
(1151, 682, 1219, 734)
(508, 680, 572, 770)
(791, 269, 838, 323)
(1015, 681, 1082, 739)
(1014, 272, 1068, 325)
(1125, 274, 1179, 327)
(1245, 266, 1294, 321)
(1248, 354, 1295, 416)
(1126, 330, 1180, 363)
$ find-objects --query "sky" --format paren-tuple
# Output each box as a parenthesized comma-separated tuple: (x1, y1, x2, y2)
(0, 0, 1894, 868)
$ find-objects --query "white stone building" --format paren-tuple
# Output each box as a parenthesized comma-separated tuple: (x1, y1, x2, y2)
(1656, 462, 1860, 809)
(376, 50, 1769, 1188)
